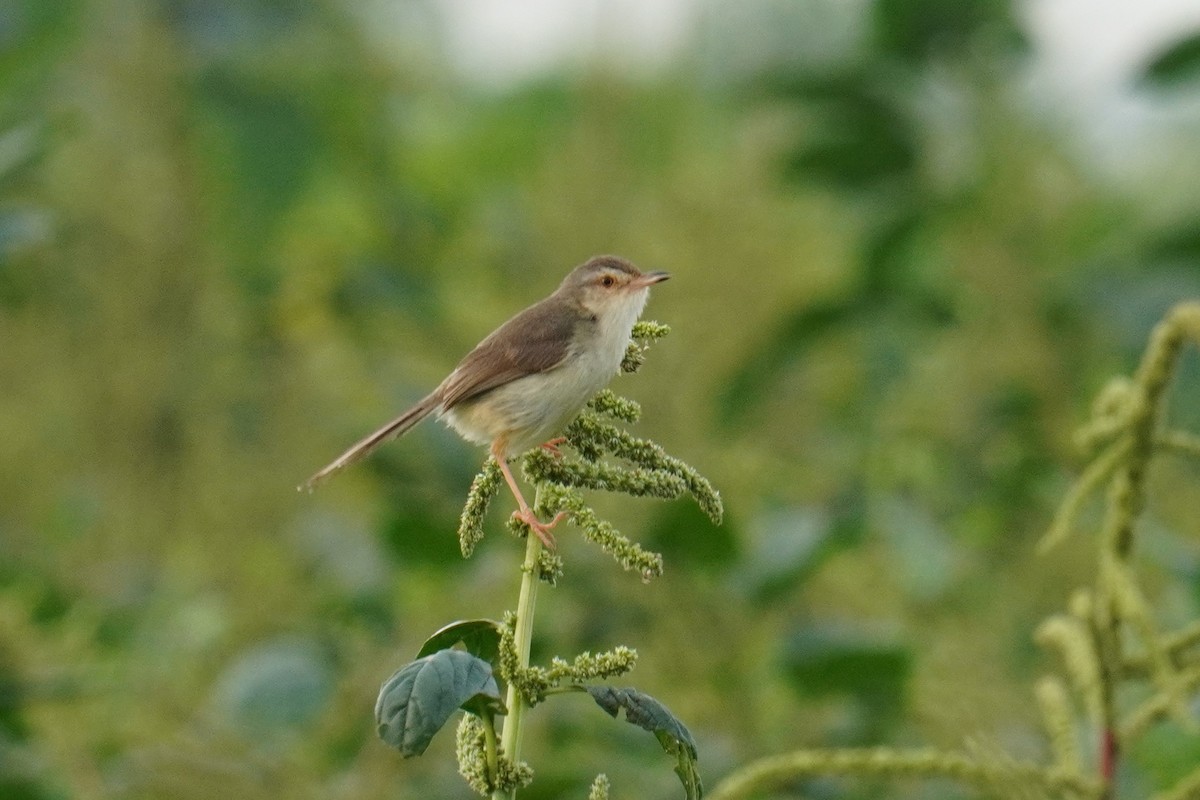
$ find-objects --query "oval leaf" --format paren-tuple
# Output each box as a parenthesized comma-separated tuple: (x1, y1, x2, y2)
(416, 619, 503, 664)
(587, 686, 702, 799)
(375, 650, 503, 757)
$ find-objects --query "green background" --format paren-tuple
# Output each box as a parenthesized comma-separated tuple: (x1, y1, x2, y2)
(3, 1, 1200, 798)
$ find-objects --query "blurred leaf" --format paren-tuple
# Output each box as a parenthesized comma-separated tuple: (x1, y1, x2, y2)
(191, 69, 321, 259)
(379, 489, 469, 568)
(1143, 222, 1200, 264)
(27, 584, 71, 628)
(289, 509, 388, 598)
(473, 82, 575, 179)
(93, 606, 140, 650)
(875, 495, 963, 602)
(1082, 269, 1200, 368)
(322, 593, 395, 637)
(1140, 32, 1200, 89)
(0, 646, 27, 739)
(873, 0, 1028, 63)
(1128, 721, 1200, 791)
(1139, 520, 1200, 587)
(644, 498, 737, 573)
(735, 503, 861, 602)
(862, 209, 924, 295)
(406, 80, 576, 202)
(415, 619, 503, 665)
(210, 637, 335, 733)
(972, 386, 1055, 517)
(0, 125, 44, 189)
(0, 736, 66, 800)
(717, 300, 857, 427)
(782, 93, 917, 189)
(160, 0, 306, 57)
(586, 686, 702, 800)
(0, 208, 52, 308)
(1168, 348, 1200, 433)
(780, 624, 911, 711)
(375, 649, 503, 757)
(0, 0, 80, 95)
(860, 209, 957, 324)
(717, 203, 957, 429)
(332, 262, 444, 328)
(861, 209, 945, 297)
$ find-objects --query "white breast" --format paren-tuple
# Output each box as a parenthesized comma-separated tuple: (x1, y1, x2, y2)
(442, 287, 650, 456)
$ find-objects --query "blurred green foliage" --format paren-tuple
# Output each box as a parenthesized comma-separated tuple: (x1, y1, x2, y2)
(1141, 33, 1200, 89)
(2, 0, 1200, 798)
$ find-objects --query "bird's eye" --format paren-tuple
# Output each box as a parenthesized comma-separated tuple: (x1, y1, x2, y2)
(600, 275, 616, 288)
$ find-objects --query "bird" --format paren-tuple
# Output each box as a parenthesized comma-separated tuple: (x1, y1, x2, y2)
(302, 255, 669, 548)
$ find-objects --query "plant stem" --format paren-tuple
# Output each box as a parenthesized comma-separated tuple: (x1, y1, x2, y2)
(706, 748, 1103, 800)
(482, 709, 499, 790)
(494, 485, 546, 800)
(1092, 310, 1192, 797)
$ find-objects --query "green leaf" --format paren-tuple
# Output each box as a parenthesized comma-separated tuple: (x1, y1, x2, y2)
(1141, 32, 1200, 88)
(586, 686, 702, 799)
(416, 619, 503, 665)
(375, 650, 503, 757)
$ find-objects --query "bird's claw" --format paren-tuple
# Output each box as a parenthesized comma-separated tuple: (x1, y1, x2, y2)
(540, 437, 568, 460)
(512, 508, 568, 549)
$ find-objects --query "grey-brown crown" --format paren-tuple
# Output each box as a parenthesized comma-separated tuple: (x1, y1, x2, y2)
(560, 255, 641, 288)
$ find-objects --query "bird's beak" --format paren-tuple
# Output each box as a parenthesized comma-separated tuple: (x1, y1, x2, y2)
(635, 270, 670, 288)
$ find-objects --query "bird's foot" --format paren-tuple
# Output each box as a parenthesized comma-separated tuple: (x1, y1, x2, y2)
(540, 437, 568, 460)
(512, 508, 568, 549)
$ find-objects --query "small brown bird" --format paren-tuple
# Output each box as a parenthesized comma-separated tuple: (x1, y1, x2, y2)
(302, 255, 669, 548)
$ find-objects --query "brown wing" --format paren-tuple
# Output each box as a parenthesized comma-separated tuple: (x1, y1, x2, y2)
(437, 294, 579, 409)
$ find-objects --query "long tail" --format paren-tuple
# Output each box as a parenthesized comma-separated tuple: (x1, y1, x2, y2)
(300, 393, 440, 491)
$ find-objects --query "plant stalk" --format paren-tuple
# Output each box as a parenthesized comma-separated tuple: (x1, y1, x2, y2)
(494, 485, 546, 800)
(482, 708, 499, 790)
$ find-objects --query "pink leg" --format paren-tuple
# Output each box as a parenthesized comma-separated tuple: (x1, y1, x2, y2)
(491, 442, 566, 549)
